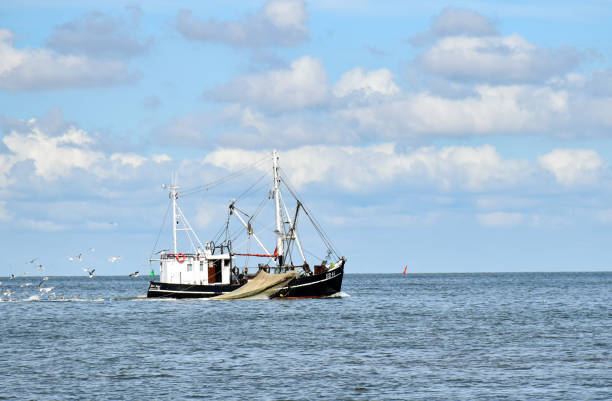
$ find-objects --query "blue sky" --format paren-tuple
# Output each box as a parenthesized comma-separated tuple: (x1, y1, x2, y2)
(2, 0, 612, 276)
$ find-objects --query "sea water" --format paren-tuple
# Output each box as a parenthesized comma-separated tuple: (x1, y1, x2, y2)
(0, 273, 610, 400)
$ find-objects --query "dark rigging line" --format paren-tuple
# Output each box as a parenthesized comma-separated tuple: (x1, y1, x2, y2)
(149, 199, 172, 260)
(278, 168, 340, 260)
(181, 155, 269, 197)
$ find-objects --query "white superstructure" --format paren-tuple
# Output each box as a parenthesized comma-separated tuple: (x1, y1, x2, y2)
(152, 183, 233, 285)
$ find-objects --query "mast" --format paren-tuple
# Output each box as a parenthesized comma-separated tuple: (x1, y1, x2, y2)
(163, 178, 205, 256)
(163, 179, 179, 255)
(272, 150, 284, 266)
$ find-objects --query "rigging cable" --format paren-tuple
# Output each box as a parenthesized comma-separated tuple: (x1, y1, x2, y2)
(278, 168, 340, 260)
(303, 247, 325, 264)
(149, 199, 172, 261)
(235, 171, 269, 202)
(210, 177, 268, 246)
(180, 155, 269, 198)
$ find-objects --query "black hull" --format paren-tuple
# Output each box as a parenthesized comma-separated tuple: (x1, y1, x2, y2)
(147, 282, 242, 298)
(275, 264, 344, 298)
(147, 264, 344, 299)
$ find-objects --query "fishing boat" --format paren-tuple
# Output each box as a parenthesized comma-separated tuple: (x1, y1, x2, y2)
(147, 150, 346, 299)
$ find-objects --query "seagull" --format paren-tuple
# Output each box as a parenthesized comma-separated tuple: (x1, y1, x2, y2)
(39, 286, 54, 294)
(37, 264, 45, 271)
(129, 271, 139, 277)
(107, 256, 121, 263)
(28, 258, 38, 264)
(38, 278, 49, 287)
(9, 274, 15, 279)
(68, 253, 84, 262)
(82, 268, 95, 278)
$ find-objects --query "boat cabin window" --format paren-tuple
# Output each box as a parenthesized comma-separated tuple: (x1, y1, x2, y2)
(200, 261, 204, 272)
(187, 263, 192, 272)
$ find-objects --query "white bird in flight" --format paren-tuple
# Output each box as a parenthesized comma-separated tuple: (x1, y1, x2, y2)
(82, 268, 95, 278)
(68, 253, 83, 262)
(39, 286, 54, 294)
(129, 271, 139, 277)
(107, 256, 121, 263)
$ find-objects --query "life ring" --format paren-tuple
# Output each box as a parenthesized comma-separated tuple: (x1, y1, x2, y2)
(176, 253, 186, 263)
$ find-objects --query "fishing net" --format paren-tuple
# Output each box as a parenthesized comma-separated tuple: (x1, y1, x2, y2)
(211, 270, 297, 300)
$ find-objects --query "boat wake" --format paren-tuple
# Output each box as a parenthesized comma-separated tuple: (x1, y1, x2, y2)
(326, 291, 350, 298)
(0, 295, 149, 303)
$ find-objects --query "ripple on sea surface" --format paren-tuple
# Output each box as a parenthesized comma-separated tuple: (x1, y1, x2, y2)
(0, 273, 610, 400)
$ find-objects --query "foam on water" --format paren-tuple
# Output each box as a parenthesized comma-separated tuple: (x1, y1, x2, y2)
(327, 291, 350, 298)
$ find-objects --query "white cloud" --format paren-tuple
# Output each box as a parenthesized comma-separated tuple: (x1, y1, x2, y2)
(0, 201, 11, 222)
(170, 70, 612, 145)
(410, 7, 581, 84)
(333, 67, 400, 97)
(430, 8, 497, 37)
(411, 7, 498, 46)
(263, 0, 307, 29)
(156, 103, 359, 149)
(3, 125, 104, 180)
(419, 33, 581, 83)
(20, 218, 66, 232)
(152, 154, 172, 163)
(0, 29, 137, 91)
(0, 153, 18, 187)
(337, 85, 569, 137)
(0, 118, 168, 188)
(110, 153, 147, 168)
(538, 149, 604, 187)
(46, 10, 152, 57)
(477, 211, 567, 228)
(477, 212, 524, 228)
(207, 56, 329, 111)
(176, 0, 308, 47)
(203, 143, 532, 191)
